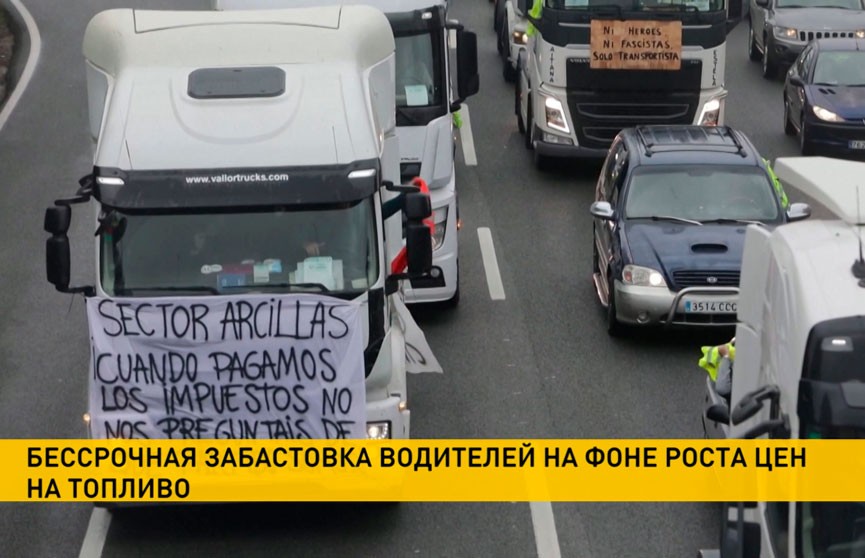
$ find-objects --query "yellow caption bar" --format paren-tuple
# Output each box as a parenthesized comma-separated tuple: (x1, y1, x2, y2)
(5, 440, 864, 502)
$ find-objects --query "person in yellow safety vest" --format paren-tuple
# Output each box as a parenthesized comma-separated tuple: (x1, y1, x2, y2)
(527, 0, 542, 37)
(699, 337, 735, 401)
(763, 158, 789, 209)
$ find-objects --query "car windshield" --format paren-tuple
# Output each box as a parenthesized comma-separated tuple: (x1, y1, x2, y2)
(546, 0, 725, 12)
(98, 200, 379, 297)
(624, 165, 781, 222)
(777, 0, 864, 8)
(395, 32, 442, 108)
(813, 51, 865, 86)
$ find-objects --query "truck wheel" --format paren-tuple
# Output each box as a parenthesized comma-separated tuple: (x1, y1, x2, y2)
(525, 98, 534, 150)
(761, 35, 777, 79)
(748, 21, 760, 62)
(442, 261, 460, 309)
(783, 97, 796, 136)
(516, 79, 526, 134)
(606, 273, 625, 337)
(502, 30, 517, 83)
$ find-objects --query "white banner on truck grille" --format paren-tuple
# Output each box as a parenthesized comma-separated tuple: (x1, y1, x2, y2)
(85, 294, 366, 440)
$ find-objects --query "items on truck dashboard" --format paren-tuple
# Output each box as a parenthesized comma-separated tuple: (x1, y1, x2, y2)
(748, 0, 865, 80)
(783, 38, 865, 158)
(589, 125, 810, 337)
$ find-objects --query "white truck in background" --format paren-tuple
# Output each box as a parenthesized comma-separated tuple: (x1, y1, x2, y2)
(699, 157, 865, 557)
(213, 0, 480, 308)
(44, 6, 442, 442)
(494, 0, 529, 83)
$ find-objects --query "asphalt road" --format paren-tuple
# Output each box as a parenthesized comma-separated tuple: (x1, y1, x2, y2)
(0, 1, 836, 557)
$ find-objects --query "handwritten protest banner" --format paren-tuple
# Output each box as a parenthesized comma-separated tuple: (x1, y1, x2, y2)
(85, 294, 366, 440)
(590, 20, 683, 70)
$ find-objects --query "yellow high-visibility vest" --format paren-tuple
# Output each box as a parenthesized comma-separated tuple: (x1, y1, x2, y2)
(698, 343, 735, 381)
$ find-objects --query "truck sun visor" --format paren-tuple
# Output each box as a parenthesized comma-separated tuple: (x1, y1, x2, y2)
(90, 161, 379, 210)
(188, 67, 286, 100)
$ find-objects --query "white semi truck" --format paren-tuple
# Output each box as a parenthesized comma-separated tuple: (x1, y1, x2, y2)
(213, 0, 480, 307)
(516, 0, 744, 169)
(495, 0, 529, 83)
(44, 6, 441, 440)
(699, 157, 865, 557)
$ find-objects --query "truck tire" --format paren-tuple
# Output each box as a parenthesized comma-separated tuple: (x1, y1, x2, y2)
(748, 21, 760, 62)
(525, 98, 534, 150)
(502, 28, 517, 83)
(516, 78, 526, 134)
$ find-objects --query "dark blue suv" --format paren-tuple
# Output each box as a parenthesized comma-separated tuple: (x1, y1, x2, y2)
(590, 125, 811, 336)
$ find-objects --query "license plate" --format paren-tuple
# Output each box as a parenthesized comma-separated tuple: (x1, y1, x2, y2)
(849, 140, 865, 150)
(683, 299, 737, 314)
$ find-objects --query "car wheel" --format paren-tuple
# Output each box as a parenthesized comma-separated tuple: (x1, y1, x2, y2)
(748, 21, 760, 62)
(525, 98, 534, 150)
(761, 35, 777, 79)
(516, 78, 526, 134)
(784, 97, 796, 136)
(606, 272, 625, 338)
(800, 113, 815, 155)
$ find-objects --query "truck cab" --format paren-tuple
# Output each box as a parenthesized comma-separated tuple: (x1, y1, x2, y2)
(43, 7, 440, 441)
(699, 156, 865, 557)
(213, 0, 480, 307)
(517, 0, 744, 169)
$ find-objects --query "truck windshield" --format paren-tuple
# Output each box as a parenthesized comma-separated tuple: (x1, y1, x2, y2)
(546, 0, 725, 12)
(777, 0, 864, 9)
(98, 200, 379, 297)
(799, 428, 865, 558)
(395, 31, 443, 109)
(624, 166, 781, 223)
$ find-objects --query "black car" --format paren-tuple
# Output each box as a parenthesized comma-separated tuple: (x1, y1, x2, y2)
(748, 0, 865, 79)
(589, 125, 811, 337)
(784, 38, 865, 157)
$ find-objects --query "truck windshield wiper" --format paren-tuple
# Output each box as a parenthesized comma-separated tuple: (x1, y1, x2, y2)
(699, 218, 766, 226)
(221, 282, 331, 293)
(648, 215, 704, 226)
(115, 285, 221, 295)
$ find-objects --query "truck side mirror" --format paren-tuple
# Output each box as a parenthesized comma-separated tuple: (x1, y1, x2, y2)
(455, 30, 479, 104)
(786, 202, 811, 222)
(705, 403, 730, 425)
(404, 191, 432, 221)
(731, 384, 780, 424)
(46, 234, 72, 292)
(44, 205, 71, 235)
(406, 221, 433, 275)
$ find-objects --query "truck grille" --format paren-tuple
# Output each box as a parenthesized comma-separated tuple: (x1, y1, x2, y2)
(798, 30, 857, 41)
(565, 58, 702, 150)
(673, 270, 740, 288)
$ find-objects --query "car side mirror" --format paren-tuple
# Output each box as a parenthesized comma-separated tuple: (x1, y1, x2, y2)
(786, 202, 811, 222)
(590, 201, 615, 220)
(788, 75, 804, 87)
(455, 30, 479, 104)
(705, 403, 730, 425)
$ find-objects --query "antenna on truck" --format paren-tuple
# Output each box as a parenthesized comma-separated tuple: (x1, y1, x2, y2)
(853, 185, 865, 287)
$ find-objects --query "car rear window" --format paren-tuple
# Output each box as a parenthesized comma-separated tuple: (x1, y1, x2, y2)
(624, 165, 780, 222)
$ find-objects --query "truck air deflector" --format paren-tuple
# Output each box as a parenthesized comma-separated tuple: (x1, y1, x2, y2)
(188, 67, 286, 99)
(90, 160, 380, 210)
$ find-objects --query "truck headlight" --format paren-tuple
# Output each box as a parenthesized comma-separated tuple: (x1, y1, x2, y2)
(698, 98, 722, 126)
(773, 26, 798, 40)
(432, 207, 448, 251)
(512, 30, 527, 45)
(366, 421, 391, 439)
(622, 265, 667, 288)
(543, 95, 570, 134)
(813, 105, 843, 122)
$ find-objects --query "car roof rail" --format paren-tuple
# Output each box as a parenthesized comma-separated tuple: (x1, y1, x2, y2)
(636, 125, 748, 158)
